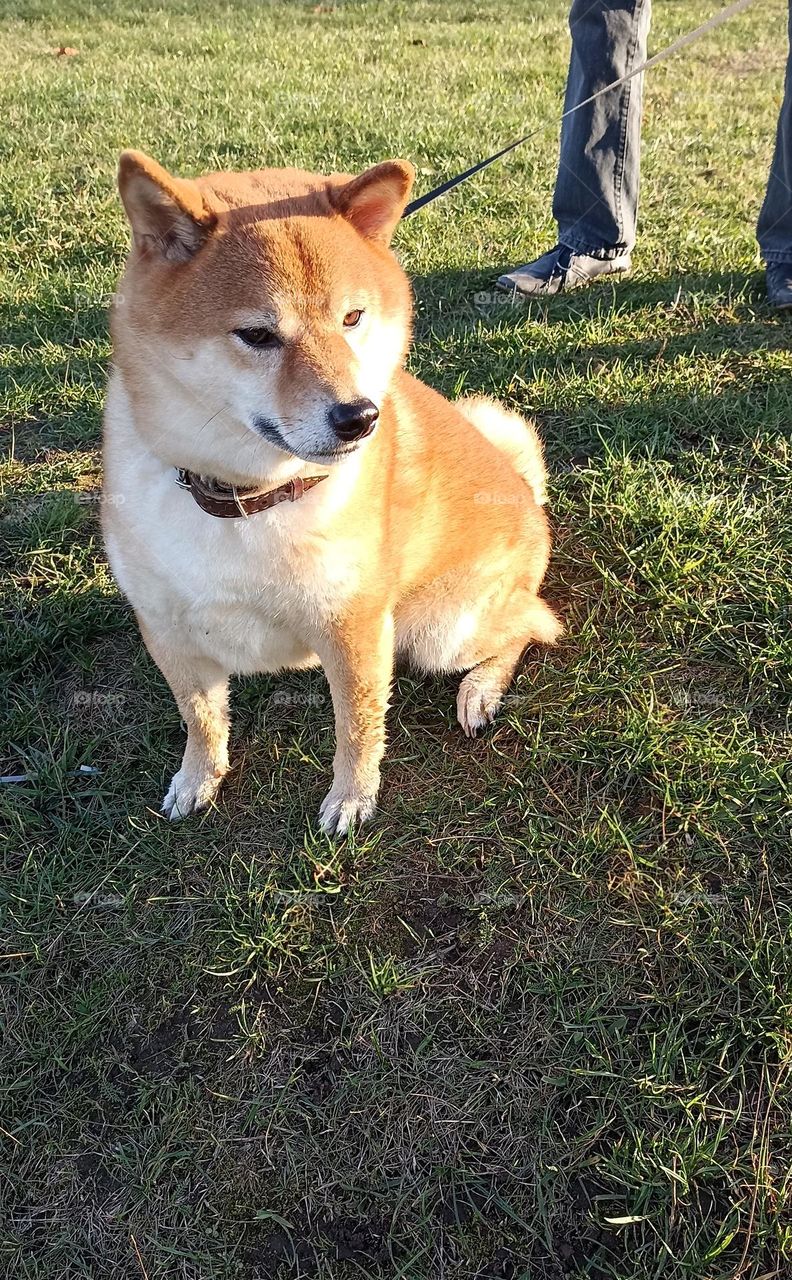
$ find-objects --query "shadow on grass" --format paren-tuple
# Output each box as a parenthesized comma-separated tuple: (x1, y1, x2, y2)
(5, 269, 791, 1280)
(410, 264, 791, 359)
(407, 264, 792, 467)
(412, 265, 778, 329)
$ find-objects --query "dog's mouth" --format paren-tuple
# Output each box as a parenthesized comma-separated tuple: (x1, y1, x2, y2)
(301, 442, 364, 464)
(252, 415, 369, 466)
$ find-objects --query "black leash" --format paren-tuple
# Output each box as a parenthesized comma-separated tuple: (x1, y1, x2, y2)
(402, 0, 757, 218)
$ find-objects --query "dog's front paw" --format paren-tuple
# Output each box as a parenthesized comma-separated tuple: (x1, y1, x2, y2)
(161, 764, 225, 821)
(318, 784, 377, 838)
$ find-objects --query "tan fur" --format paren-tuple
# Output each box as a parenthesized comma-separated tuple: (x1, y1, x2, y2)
(103, 151, 562, 834)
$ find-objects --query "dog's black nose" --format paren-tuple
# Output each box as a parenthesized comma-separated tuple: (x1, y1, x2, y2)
(329, 399, 379, 442)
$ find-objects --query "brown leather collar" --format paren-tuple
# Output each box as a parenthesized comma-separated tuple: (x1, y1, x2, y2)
(175, 468, 327, 519)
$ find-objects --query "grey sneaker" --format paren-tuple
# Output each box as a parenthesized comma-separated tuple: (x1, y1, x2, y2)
(766, 262, 792, 309)
(497, 243, 631, 296)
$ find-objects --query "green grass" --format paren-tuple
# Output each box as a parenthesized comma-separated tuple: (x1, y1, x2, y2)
(2, 1, 792, 1276)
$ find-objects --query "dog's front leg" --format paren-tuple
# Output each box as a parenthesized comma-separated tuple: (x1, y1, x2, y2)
(316, 610, 394, 837)
(142, 630, 231, 820)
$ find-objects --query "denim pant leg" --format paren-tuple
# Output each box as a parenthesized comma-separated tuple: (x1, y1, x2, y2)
(757, 1, 792, 261)
(553, 0, 651, 257)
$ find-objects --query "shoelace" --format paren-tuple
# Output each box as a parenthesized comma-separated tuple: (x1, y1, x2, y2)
(554, 244, 573, 286)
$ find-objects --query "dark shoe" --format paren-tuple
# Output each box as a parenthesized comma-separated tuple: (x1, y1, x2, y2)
(497, 243, 631, 296)
(766, 262, 792, 309)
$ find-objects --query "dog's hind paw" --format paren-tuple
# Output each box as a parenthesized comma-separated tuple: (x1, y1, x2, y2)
(318, 784, 376, 838)
(456, 670, 503, 738)
(161, 765, 224, 820)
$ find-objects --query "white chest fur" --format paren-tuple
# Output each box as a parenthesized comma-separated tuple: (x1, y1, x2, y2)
(103, 375, 364, 676)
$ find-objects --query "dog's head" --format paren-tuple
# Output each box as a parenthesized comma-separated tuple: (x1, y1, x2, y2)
(112, 151, 415, 477)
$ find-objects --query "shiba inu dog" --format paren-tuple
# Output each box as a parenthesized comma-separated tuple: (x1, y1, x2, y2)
(102, 150, 562, 835)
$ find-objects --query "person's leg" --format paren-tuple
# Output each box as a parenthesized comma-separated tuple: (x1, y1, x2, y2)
(555, 0, 651, 255)
(498, 0, 651, 295)
(759, 0, 792, 307)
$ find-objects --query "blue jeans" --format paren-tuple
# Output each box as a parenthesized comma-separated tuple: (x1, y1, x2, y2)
(554, 0, 792, 263)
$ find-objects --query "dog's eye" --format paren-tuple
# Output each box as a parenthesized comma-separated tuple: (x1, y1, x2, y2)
(343, 309, 363, 328)
(234, 327, 280, 349)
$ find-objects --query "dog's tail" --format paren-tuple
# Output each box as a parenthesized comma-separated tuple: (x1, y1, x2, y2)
(456, 395, 548, 507)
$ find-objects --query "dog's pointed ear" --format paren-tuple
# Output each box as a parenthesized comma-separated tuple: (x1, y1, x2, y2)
(331, 160, 415, 244)
(117, 150, 216, 262)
